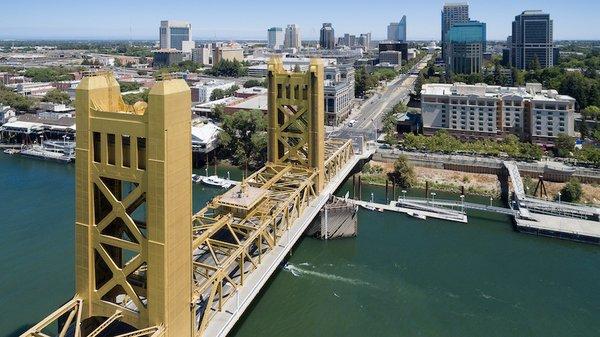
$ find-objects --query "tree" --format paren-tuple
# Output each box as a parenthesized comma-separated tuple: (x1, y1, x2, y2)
(209, 104, 225, 120)
(554, 133, 575, 157)
(243, 79, 266, 88)
(0, 85, 34, 111)
(528, 54, 541, 71)
(210, 89, 225, 101)
(582, 105, 600, 120)
(559, 179, 583, 202)
(205, 59, 247, 77)
(122, 89, 148, 105)
(389, 155, 415, 188)
(42, 89, 71, 104)
(118, 81, 142, 93)
(218, 109, 267, 168)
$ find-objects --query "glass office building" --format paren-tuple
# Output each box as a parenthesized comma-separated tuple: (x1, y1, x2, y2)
(446, 20, 486, 74)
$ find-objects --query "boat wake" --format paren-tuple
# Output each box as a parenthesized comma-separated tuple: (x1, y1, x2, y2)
(283, 263, 371, 287)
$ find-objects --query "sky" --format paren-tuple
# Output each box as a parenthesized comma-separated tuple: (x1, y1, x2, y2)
(0, 0, 599, 41)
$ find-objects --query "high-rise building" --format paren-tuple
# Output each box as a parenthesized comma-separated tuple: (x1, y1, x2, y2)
(510, 10, 555, 69)
(284, 24, 301, 49)
(339, 33, 357, 47)
(387, 15, 407, 42)
(446, 20, 486, 74)
(441, 3, 470, 61)
(159, 20, 194, 52)
(320, 23, 335, 50)
(358, 33, 371, 49)
(267, 27, 284, 50)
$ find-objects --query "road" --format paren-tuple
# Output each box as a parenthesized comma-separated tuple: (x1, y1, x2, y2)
(328, 54, 431, 142)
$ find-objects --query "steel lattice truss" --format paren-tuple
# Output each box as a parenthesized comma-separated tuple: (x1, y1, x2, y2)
(19, 297, 165, 337)
(192, 139, 353, 336)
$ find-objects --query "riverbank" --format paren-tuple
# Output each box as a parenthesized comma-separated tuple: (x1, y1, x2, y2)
(361, 161, 500, 197)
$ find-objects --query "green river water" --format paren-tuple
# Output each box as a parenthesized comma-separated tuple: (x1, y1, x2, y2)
(1, 153, 599, 337)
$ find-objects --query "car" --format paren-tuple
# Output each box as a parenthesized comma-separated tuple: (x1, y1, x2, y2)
(347, 119, 356, 127)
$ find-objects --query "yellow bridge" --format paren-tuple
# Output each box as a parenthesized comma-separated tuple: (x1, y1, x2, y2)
(21, 58, 371, 337)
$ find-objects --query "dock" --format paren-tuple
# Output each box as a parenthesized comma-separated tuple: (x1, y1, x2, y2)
(346, 198, 468, 223)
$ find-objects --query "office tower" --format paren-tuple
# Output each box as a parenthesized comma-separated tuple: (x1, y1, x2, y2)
(387, 15, 407, 42)
(441, 3, 470, 61)
(267, 27, 284, 50)
(339, 33, 357, 47)
(379, 42, 409, 61)
(446, 20, 486, 74)
(284, 24, 301, 49)
(358, 33, 371, 49)
(320, 23, 335, 50)
(511, 10, 555, 69)
(159, 20, 194, 52)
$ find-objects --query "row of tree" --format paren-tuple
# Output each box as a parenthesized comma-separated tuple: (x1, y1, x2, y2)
(401, 131, 543, 161)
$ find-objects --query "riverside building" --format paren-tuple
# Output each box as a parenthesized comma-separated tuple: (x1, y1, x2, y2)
(421, 82, 575, 145)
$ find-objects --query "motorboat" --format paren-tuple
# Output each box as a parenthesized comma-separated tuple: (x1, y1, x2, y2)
(3, 148, 20, 155)
(201, 175, 232, 188)
(192, 174, 202, 183)
(407, 211, 427, 220)
(361, 204, 376, 211)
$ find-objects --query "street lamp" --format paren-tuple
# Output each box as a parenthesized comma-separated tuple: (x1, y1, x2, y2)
(490, 196, 493, 207)
(431, 192, 436, 204)
(370, 192, 374, 203)
(558, 191, 561, 203)
(205, 167, 208, 178)
(460, 195, 465, 213)
(402, 190, 407, 201)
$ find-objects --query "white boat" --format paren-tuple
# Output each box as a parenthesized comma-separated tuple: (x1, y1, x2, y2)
(3, 148, 20, 155)
(20, 145, 73, 163)
(361, 204, 376, 211)
(201, 175, 232, 188)
(407, 211, 427, 220)
(192, 174, 202, 183)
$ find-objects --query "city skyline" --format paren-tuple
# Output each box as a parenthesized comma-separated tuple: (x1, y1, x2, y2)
(0, 0, 599, 41)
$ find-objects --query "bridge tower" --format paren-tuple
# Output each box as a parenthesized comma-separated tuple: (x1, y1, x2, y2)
(267, 57, 325, 191)
(73, 73, 192, 336)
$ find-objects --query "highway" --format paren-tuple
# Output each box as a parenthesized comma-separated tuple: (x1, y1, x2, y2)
(329, 54, 431, 141)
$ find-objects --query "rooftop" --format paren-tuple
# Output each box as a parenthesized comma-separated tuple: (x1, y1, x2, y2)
(422, 83, 575, 102)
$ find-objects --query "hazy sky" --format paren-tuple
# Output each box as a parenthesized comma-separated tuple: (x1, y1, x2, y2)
(0, 0, 598, 41)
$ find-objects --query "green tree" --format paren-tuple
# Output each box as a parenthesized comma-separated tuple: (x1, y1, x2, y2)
(24, 67, 72, 82)
(118, 81, 142, 92)
(0, 85, 34, 111)
(243, 79, 267, 88)
(122, 89, 149, 105)
(210, 89, 226, 101)
(389, 155, 416, 188)
(42, 89, 71, 104)
(218, 109, 267, 168)
(582, 105, 600, 120)
(559, 179, 583, 202)
(554, 133, 575, 157)
(209, 104, 225, 120)
(205, 59, 248, 77)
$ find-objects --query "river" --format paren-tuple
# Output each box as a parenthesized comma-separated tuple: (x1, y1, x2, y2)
(1, 154, 599, 337)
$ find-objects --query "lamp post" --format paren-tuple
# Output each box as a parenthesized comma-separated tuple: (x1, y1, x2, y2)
(431, 192, 436, 204)
(460, 194, 465, 213)
(558, 191, 561, 203)
(489, 196, 493, 207)
(402, 190, 407, 201)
